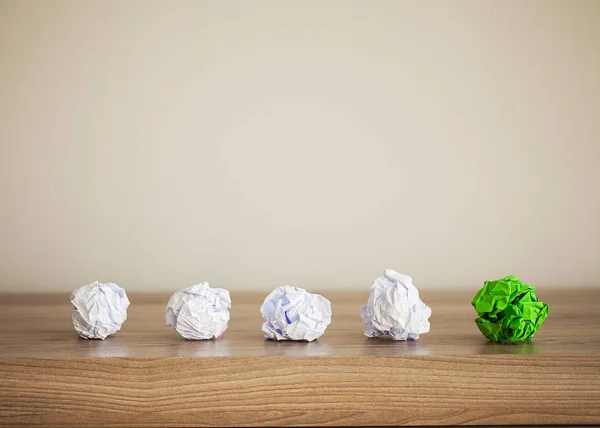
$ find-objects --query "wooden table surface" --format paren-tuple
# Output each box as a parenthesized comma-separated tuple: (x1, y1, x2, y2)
(1, 288, 599, 427)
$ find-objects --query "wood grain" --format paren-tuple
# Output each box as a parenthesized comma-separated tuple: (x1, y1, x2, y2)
(1, 289, 599, 426)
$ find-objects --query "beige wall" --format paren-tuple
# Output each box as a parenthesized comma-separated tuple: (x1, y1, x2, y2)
(0, 0, 599, 292)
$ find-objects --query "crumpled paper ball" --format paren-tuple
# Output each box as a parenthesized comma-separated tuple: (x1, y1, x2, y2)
(360, 269, 432, 340)
(165, 282, 231, 340)
(261, 286, 332, 342)
(472, 275, 549, 342)
(71, 281, 130, 340)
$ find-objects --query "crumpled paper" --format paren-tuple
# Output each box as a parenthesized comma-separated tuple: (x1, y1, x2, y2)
(165, 282, 231, 340)
(360, 269, 432, 340)
(261, 286, 331, 342)
(472, 275, 549, 342)
(71, 281, 130, 339)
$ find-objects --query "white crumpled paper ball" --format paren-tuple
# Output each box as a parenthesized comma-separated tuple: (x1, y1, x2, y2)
(360, 269, 431, 340)
(260, 286, 332, 342)
(71, 281, 130, 340)
(165, 282, 231, 340)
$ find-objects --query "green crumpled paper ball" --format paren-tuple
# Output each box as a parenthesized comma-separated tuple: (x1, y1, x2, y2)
(471, 275, 549, 342)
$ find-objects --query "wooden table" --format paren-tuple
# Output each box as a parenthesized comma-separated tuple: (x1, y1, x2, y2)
(1, 289, 599, 427)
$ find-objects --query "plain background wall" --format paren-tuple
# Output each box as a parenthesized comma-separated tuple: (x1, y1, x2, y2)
(0, 0, 599, 292)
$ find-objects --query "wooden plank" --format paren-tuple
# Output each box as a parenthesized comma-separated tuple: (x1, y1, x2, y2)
(0, 289, 599, 426)
(1, 355, 599, 427)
